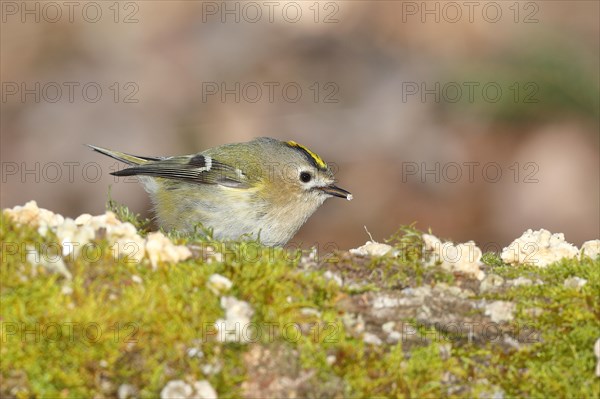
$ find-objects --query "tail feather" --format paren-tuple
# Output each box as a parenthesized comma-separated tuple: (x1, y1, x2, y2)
(87, 144, 162, 166)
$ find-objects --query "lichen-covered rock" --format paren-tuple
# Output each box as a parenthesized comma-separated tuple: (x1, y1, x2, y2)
(4, 202, 598, 397)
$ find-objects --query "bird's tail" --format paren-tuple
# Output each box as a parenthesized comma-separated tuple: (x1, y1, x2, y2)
(87, 144, 161, 166)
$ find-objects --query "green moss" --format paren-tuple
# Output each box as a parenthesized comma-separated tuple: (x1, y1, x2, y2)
(482, 251, 504, 268)
(2, 209, 599, 398)
(106, 193, 152, 234)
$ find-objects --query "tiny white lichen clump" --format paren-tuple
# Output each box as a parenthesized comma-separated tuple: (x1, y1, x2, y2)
(55, 218, 96, 257)
(161, 380, 216, 399)
(580, 240, 600, 259)
(363, 332, 383, 346)
(501, 229, 579, 267)
(25, 245, 72, 280)
(214, 296, 254, 343)
(422, 234, 485, 280)
(145, 231, 192, 269)
(206, 274, 233, 295)
(193, 380, 218, 399)
(323, 270, 343, 286)
(350, 241, 395, 257)
(160, 380, 192, 399)
(563, 277, 587, 290)
(350, 226, 397, 257)
(117, 383, 138, 399)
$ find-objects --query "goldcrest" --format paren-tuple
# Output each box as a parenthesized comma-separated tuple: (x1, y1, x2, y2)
(90, 137, 352, 246)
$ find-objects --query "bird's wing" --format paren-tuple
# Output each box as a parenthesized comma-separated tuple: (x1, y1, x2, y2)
(110, 154, 250, 188)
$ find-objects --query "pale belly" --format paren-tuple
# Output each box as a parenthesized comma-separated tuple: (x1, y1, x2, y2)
(146, 181, 316, 246)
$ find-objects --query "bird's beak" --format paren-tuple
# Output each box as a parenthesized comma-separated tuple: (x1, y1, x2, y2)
(318, 185, 353, 201)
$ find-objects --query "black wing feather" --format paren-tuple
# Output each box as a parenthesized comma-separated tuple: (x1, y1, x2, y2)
(111, 156, 248, 187)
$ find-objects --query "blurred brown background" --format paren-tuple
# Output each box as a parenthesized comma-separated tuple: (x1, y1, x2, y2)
(1, 1, 598, 250)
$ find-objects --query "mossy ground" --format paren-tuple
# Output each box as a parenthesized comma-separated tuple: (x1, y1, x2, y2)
(1, 207, 599, 398)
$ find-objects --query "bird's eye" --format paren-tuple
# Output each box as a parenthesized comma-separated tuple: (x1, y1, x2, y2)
(300, 171, 312, 183)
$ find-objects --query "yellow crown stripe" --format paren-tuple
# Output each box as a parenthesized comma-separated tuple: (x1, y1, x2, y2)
(286, 141, 328, 170)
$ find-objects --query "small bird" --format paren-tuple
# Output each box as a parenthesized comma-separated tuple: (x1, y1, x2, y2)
(89, 137, 352, 246)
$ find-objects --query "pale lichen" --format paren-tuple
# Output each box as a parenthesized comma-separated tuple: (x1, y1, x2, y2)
(206, 274, 233, 295)
(214, 296, 255, 344)
(501, 229, 579, 267)
(4, 201, 191, 273)
(422, 234, 485, 280)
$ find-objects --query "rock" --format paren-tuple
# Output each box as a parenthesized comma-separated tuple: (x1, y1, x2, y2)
(484, 301, 516, 323)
